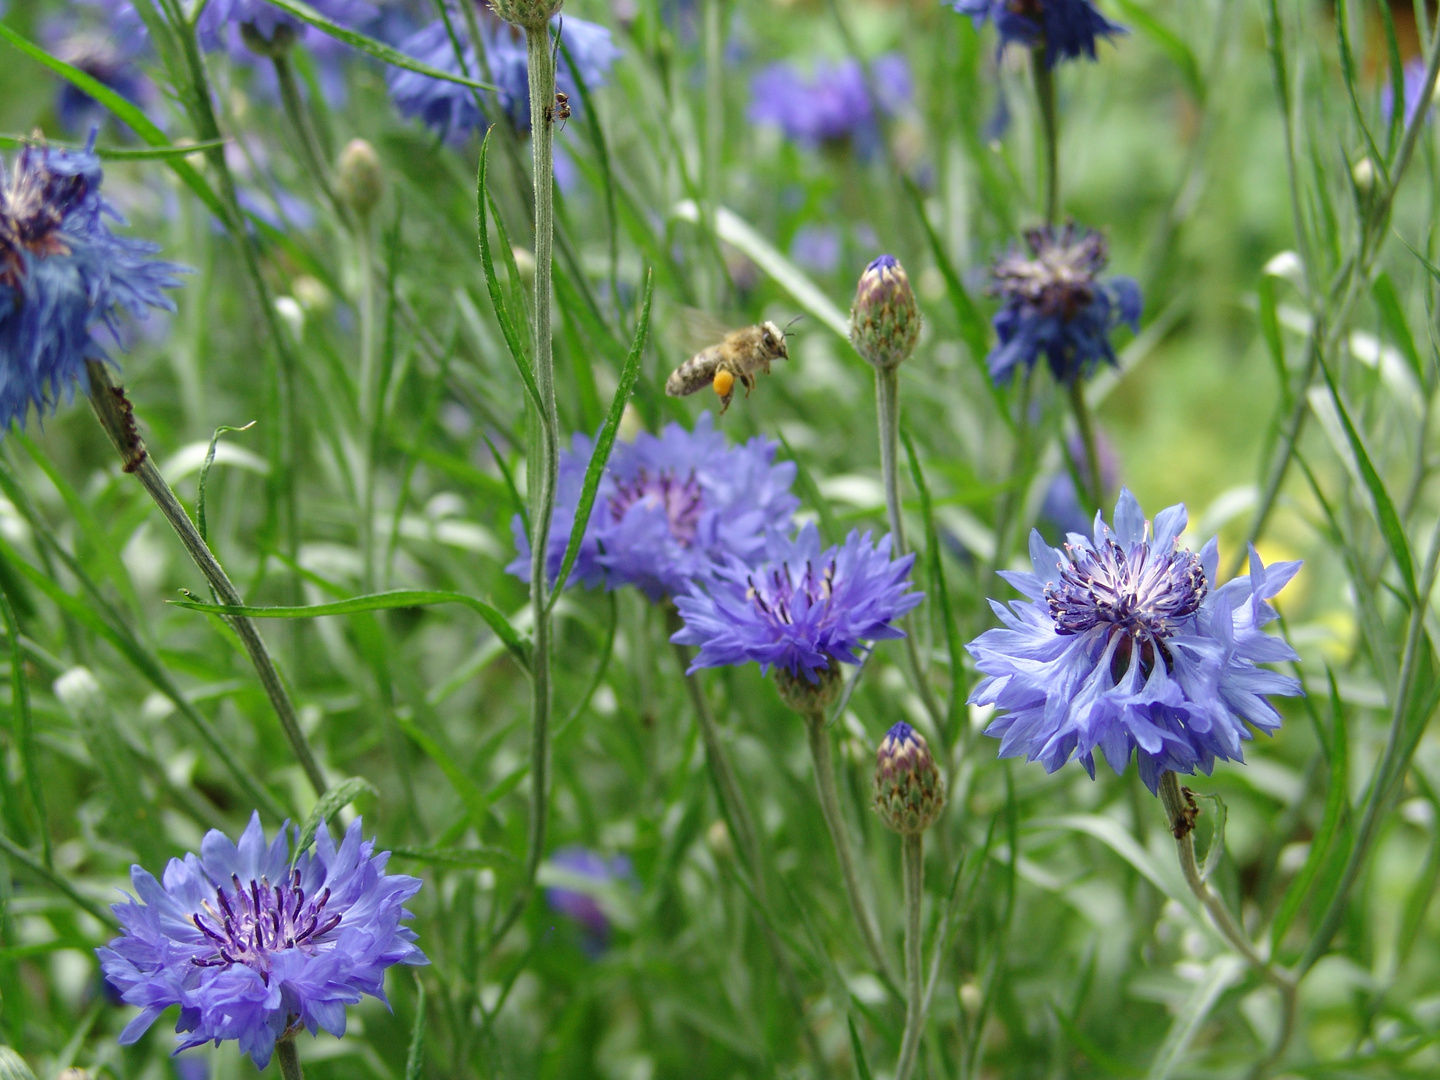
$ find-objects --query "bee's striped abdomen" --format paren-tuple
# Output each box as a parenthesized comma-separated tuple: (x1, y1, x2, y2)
(666, 347, 724, 397)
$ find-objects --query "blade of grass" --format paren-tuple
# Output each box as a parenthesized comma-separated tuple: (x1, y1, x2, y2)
(546, 270, 653, 614)
(477, 131, 542, 413)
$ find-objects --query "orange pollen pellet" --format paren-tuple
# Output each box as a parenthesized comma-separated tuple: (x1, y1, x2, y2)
(713, 370, 735, 397)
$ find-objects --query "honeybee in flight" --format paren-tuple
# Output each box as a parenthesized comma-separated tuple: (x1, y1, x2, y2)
(665, 320, 791, 413)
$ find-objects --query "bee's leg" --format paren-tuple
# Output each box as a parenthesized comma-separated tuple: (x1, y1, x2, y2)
(742, 373, 755, 398)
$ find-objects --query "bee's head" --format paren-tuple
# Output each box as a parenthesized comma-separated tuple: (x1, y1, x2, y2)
(760, 320, 788, 359)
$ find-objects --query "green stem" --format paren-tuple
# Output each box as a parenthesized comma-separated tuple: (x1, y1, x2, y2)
(86, 361, 328, 800)
(276, 1033, 304, 1080)
(875, 366, 945, 733)
(1067, 380, 1105, 514)
(272, 52, 338, 213)
(1032, 49, 1059, 225)
(895, 832, 925, 1080)
(804, 711, 900, 991)
(492, 21, 561, 948)
(356, 220, 378, 591)
(1158, 772, 1296, 1074)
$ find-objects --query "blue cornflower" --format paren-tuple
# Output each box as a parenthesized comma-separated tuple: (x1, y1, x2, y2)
(45, 31, 154, 138)
(967, 490, 1303, 794)
(0, 139, 183, 432)
(1381, 57, 1436, 127)
(198, 0, 379, 53)
(96, 813, 426, 1069)
(948, 0, 1125, 68)
(545, 847, 632, 950)
(985, 222, 1140, 385)
(509, 412, 799, 602)
(388, 8, 620, 141)
(749, 55, 910, 152)
(671, 523, 923, 683)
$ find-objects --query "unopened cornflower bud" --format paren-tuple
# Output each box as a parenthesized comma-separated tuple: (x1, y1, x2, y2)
(490, 0, 565, 31)
(335, 138, 384, 219)
(872, 721, 945, 835)
(706, 818, 734, 861)
(850, 254, 921, 370)
(1352, 157, 1377, 199)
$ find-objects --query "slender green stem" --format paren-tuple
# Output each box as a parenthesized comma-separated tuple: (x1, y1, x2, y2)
(492, 22, 561, 949)
(272, 52, 338, 213)
(804, 711, 900, 990)
(86, 361, 328, 800)
(875, 366, 945, 732)
(1067, 380, 1105, 514)
(276, 1033, 305, 1080)
(0, 828, 117, 929)
(1032, 49, 1059, 224)
(0, 584, 47, 868)
(895, 832, 925, 1080)
(1158, 772, 1296, 1074)
(356, 219, 378, 591)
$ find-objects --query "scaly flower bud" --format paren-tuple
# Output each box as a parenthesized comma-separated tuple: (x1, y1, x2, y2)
(490, 0, 565, 32)
(335, 138, 384, 219)
(850, 255, 921, 370)
(872, 721, 945, 834)
(775, 661, 844, 719)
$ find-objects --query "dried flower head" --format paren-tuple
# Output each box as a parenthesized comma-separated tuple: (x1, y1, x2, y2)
(986, 223, 1140, 386)
(966, 490, 1303, 793)
(96, 814, 426, 1069)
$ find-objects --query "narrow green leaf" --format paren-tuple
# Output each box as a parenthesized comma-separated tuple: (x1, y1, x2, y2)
(0, 583, 45, 868)
(294, 777, 379, 858)
(547, 270, 654, 614)
(259, 0, 496, 90)
(1371, 272, 1424, 383)
(1051, 1004, 1144, 1078)
(1316, 353, 1417, 600)
(847, 1014, 874, 1080)
(0, 830, 118, 930)
(0, 23, 228, 221)
(1195, 792, 1228, 884)
(1144, 956, 1246, 1080)
(389, 845, 516, 867)
(477, 133, 542, 413)
(405, 975, 427, 1080)
(197, 422, 257, 545)
(1255, 274, 1289, 397)
(1271, 667, 1349, 950)
(901, 429, 966, 740)
(169, 589, 531, 671)
(0, 134, 226, 160)
(1031, 814, 1198, 919)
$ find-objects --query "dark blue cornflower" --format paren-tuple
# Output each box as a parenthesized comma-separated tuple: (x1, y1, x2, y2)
(671, 523, 923, 684)
(44, 5, 155, 137)
(96, 813, 426, 1069)
(198, 0, 379, 53)
(948, 0, 1125, 68)
(748, 55, 910, 152)
(985, 222, 1140, 385)
(0, 139, 183, 432)
(509, 412, 799, 602)
(967, 490, 1303, 794)
(388, 8, 620, 141)
(545, 847, 632, 952)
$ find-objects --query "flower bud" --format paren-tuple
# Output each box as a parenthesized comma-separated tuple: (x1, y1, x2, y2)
(705, 818, 734, 861)
(872, 721, 945, 835)
(775, 662, 843, 720)
(1352, 156, 1377, 200)
(490, 0, 564, 31)
(336, 139, 384, 220)
(850, 254, 921, 370)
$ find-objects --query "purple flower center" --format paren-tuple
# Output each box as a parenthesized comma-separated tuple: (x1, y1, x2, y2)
(190, 870, 339, 985)
(608, 468, 704, 546)
(992, 224, 1108, 321)
(0, 150, 85, 283)
(747, 559, 836, 627)
(1044, 538, 1206, 676)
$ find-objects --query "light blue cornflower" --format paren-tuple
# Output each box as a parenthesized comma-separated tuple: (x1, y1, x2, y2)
(986, 222, 1141, 385)
(509, 413, 799, 602)
(671, 523, 923, 684)
(948, 0, 1125, 68)
(0, 139, 183, 432)
(96, 814, 426, 1069)
(388, 7, 620, 141)
(546, 847, 632, 952)
(967, 490, 1303, 794)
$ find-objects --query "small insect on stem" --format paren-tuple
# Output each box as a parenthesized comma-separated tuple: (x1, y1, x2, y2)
(544, 19, 569, 131)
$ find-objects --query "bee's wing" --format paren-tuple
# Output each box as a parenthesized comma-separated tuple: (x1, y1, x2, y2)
(672, 306, 741, 353)
(666, 346, 724, 397)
